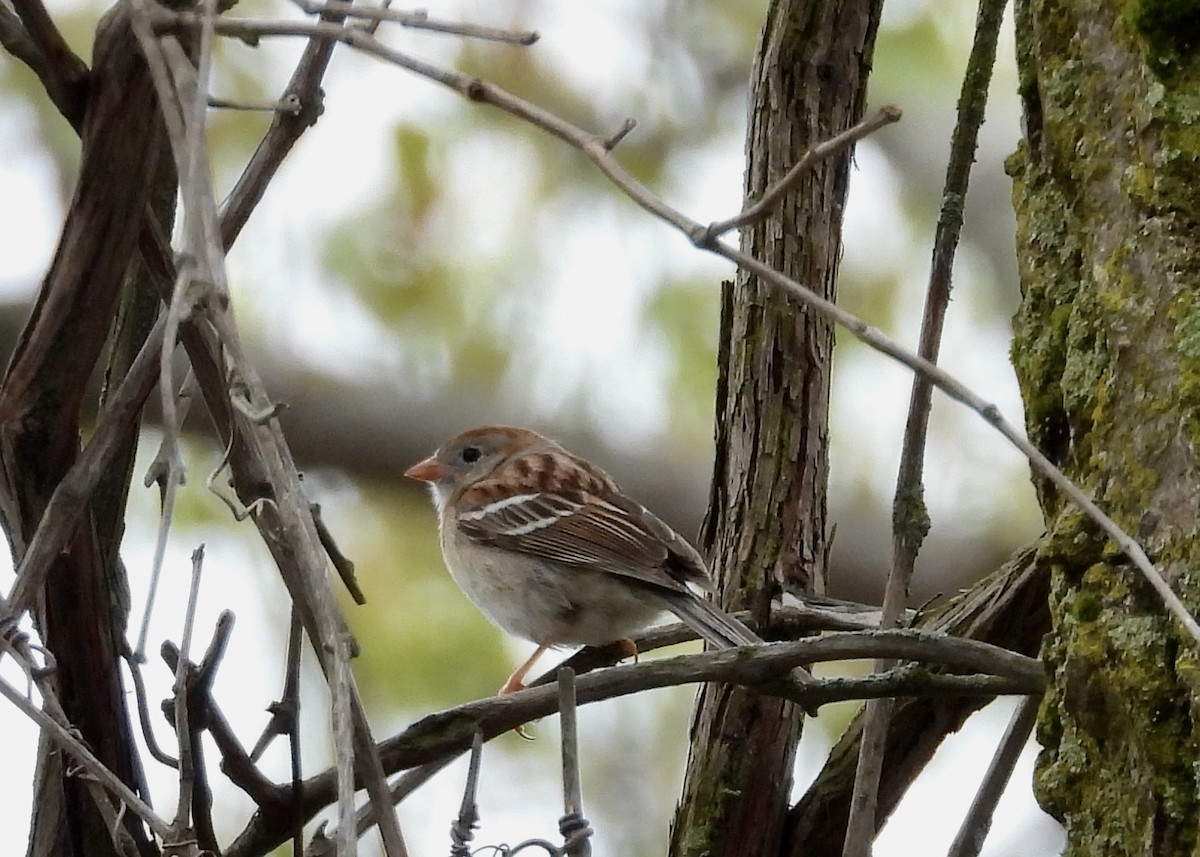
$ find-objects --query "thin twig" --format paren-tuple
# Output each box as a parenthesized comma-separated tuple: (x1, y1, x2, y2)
(137, 369, 197, 662)
(126, 650, 179, 767)
(217, 0, 352, 245)
(172, 545, 207, 833)
(704, 106, 901, 240)
(843, 2, 1008, 854)
(187, 610, 231, 853)
(354, 0, 390, 37)
(286, 610, 305, 855)
(332, 638, 359, 857)
(208, 93, 304, 113)
(312, 503, 365, 604)
(287, 0, 538, 44)
(946, 695, 1040, 857)
(195, 676, 287, 807)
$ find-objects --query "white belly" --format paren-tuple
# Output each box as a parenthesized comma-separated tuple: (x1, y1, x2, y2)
(440, 532, 665, 647)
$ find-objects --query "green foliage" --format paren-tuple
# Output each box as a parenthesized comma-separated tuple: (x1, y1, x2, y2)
(321, 120, 517, 385)
(644, 280, 719, 432)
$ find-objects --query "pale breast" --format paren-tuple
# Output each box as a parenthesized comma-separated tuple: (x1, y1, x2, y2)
(439, 525, 666, 647)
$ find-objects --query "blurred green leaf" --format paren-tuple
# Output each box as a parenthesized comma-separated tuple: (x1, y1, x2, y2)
(645, 279, 719, 430)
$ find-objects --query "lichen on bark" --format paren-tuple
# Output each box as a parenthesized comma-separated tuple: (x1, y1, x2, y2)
(1009, 0, 1200, 853)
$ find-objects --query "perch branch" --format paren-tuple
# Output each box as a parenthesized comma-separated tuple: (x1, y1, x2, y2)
(225, 630, 1040, 856)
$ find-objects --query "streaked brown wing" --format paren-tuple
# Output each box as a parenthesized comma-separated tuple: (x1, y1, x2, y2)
(456, 488, 710, 594)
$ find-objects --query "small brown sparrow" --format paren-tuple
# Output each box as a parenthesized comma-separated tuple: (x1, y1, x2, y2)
(405, 425, 770, 693)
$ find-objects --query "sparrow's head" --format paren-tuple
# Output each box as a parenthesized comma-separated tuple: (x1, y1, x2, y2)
(405, 425, 546, 511)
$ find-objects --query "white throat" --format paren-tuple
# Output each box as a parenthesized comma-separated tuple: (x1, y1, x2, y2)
(427, 481, 453, 515)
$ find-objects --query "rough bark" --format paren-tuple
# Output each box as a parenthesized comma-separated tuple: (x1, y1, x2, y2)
(1009, 0, 1200, 854)
(0, 7, 168, 857)
(668, 3, 882, 856)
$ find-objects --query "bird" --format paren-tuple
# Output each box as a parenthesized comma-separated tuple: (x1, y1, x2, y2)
(405, 424, 796, 694)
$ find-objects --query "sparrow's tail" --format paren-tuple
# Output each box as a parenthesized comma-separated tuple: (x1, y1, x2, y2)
(653, 591, 818, 700)
(654, 591, 763, 649)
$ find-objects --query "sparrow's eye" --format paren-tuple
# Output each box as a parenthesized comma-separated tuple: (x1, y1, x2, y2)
(460, 446, 482, 464)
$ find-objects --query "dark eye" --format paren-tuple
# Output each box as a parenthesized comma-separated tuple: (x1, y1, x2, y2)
(460, 446, 482, 464)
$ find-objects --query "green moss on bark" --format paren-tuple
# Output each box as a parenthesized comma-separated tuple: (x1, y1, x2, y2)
(1126, 0, 1200, 78)
(1012, 0, 1200, 854)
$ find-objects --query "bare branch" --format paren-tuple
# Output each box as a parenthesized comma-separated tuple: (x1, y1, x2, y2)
(126, 651, 179, 767)
(324, 602, 901, 844)
(312, 502, 366, 604)
(208, 93, 304, 113)
(946, 695, 1040, 857)
(844, 2, 1009, 853)
(287, 0, 538, 44)
(137, 369, 198, 662)
(703, 106, 901, 240)
(7, 0, 89, 126)
(332, 641, 361, 857)
(527, 602, 900, 687)
(162, 610, 292, 822)
(226, 630, 1040, 857)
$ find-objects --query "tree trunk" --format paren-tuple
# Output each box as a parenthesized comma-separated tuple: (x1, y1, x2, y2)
(0, 8, 169, 857)
(669, 2, 882, 855)
(1009, 0, 1200, 853)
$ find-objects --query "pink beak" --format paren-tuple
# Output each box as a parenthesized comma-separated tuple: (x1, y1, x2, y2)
(404, 456, 445, 482)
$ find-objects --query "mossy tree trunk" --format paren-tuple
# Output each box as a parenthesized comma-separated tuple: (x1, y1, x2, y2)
(1009, 0, 1200, 853)
(668, 2, 882, 856)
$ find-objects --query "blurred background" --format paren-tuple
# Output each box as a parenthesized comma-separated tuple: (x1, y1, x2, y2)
(0, 0, 1063, 854)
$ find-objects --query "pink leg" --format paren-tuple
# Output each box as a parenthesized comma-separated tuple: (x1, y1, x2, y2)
(500, 643, 549, 695)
